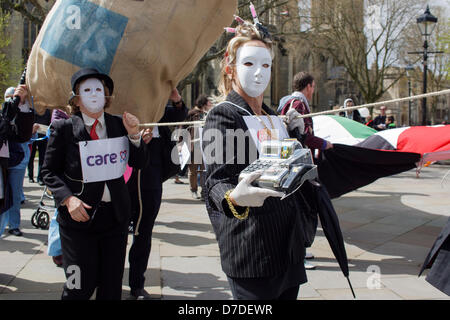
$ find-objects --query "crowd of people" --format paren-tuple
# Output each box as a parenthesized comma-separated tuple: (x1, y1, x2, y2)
(0, 14, 406, 301)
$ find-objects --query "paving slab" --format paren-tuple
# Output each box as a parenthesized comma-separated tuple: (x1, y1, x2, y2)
(317, 288, 402, 300)
(381, 276, 449, 300)
(1, 164, 449, 300)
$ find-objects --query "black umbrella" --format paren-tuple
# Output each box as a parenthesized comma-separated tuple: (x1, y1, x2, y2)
(418, 217, 450, 296)
(314, 182, 356, 298)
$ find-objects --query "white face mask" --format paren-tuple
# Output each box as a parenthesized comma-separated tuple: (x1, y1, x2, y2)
(235, 45, 272, 98)
(79, 78, 106, 114)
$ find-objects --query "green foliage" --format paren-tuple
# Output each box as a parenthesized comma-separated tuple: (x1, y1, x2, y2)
(0, 12, 23, 102)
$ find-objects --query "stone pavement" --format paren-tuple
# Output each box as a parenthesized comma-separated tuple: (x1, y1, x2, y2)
(0, 163, 449, 300)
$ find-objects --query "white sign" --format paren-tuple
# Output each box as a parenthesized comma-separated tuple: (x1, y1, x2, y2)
(79, 136, 129, 183)
(243, 115, 289, 152)
(179, 141, 191, 170)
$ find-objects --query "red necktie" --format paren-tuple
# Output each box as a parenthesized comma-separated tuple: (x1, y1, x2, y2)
(90, 119, 99, 140)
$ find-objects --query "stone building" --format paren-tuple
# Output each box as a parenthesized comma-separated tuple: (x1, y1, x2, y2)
(4, 0, 446, 124)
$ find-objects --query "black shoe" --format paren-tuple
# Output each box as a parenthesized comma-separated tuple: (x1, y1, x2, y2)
(8, 228, 23, 237)
(28, 178, 35, 183)
(130, 288, 152, 300)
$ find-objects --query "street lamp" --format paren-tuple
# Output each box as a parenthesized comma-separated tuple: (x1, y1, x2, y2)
(405, 64, 414, 126)
(416, 5, 437, 125)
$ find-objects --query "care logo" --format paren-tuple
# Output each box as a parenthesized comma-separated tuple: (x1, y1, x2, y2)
(79, 136, 129, 183)
(86, 149, 128, 167)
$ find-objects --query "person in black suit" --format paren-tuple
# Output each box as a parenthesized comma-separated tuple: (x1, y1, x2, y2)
(41, 68, 146, 300)
(126, 88, 187, 300)
(202, 21, 309, 300)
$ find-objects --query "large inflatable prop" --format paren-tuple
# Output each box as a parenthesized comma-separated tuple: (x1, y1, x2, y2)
(26, 0, 237, 122)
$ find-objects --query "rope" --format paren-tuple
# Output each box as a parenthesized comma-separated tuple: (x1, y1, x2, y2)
(138, 89, 450, 128)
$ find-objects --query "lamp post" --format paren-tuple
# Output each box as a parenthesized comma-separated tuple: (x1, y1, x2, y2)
(416, 5, 438, 126)
(405, 64, 414, 126)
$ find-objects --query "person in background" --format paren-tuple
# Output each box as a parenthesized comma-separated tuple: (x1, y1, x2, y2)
(46, 107, 70, 267)
(27, 108, 51, 185)
(280, 71, 332, 271)
(339, 98, 364, 123)
(386, 115, 396, 129)
(277, 93, 292, 114)
(0, 85, 34, 237)
(280, 72, 333, 159)
(365, 114, 374, 128)
(373, 105, 387, 131)
(0, 125, 37, 236)
(187, 94, 209, 200)
(126, 88, 188, 300)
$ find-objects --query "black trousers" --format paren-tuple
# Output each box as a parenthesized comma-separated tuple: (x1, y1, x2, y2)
(227, 277, 300, 300)
(128, 189, 162, 290)
(27, 136, 47, 181)
(59, 203, 128, 300)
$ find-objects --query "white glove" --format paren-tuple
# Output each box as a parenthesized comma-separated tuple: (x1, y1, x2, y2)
(230, 171, 284, 207)
(284, 108, 305, 134)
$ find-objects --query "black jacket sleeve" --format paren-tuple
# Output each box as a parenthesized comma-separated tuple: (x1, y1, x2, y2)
(41, 119, 73, 207)
(160, 101, 188, 123)
(202, 105, 248, 217)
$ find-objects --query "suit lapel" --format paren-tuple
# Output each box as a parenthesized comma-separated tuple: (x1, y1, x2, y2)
(72, 113, 91, 142)
(104, 112, 124, 139)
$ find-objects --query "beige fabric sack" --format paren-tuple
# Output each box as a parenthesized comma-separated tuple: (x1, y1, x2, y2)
(27, 0, 236, 122)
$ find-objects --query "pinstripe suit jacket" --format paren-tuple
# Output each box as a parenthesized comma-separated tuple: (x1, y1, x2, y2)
(203, 90, 306, 278)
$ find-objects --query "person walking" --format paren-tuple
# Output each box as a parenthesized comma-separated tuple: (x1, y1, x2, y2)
(41, 68, 146, 300)
(203, 18, 312, 300)
(187, 94, 209, 200)
(126, 88, 187, 300)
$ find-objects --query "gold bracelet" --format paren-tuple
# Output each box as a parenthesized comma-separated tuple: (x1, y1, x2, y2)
(224, 189, 249, 220)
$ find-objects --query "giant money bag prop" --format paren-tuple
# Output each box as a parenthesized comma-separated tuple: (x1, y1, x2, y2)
(27, 0, 237, 122)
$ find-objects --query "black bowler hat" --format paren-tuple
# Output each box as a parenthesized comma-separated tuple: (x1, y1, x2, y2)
(70, 68, 114, 95)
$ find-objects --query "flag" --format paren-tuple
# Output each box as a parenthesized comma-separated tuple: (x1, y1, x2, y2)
(313, 115, 377, 145)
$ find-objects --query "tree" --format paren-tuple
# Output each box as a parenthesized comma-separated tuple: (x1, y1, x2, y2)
(402, 6, 450, 124)
(286, 0, 422, 104)
(0, 0, 49, 25)
(177, 0, 290, 92)
(0, 12, 23, 99)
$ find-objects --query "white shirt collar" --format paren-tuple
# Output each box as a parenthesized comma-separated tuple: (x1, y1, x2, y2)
(81, 112, 105, 128)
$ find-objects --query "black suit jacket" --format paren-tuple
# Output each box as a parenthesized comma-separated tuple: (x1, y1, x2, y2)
(203, 90, 307, 279)
(41, 112, 146, 230)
